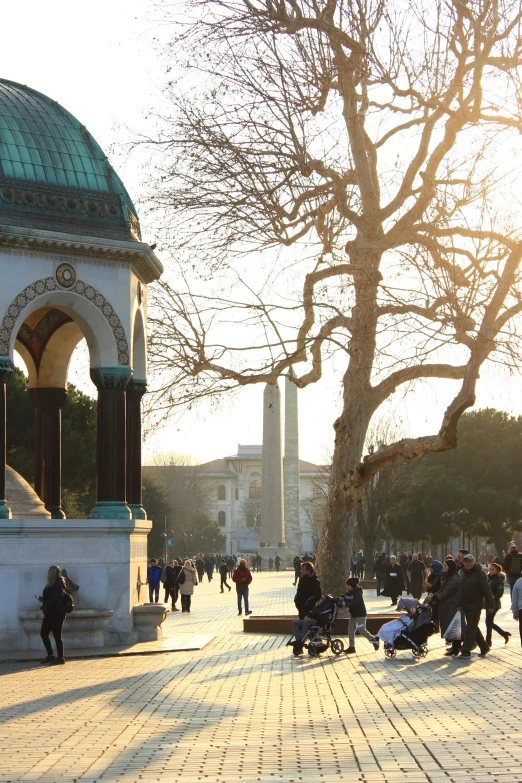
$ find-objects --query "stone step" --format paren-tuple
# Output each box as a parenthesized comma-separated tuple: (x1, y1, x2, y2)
(243, 613, 400, 634)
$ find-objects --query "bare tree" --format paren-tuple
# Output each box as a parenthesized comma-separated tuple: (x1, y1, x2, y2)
(144, 0, 522, 592)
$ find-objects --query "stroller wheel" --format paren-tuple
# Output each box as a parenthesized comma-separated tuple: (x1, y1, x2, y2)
(331, 639, 345, 655)
(384, 647, 396, 658)
(308, 644, 318, 657)
(412, 648, 421, 658)
(419, 645, 429, 658)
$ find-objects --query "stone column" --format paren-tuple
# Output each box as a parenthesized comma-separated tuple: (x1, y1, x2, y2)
(30, 388, 67, 519)
(90, 367, 132, 520)
(260, 381, 285, 546)
(0, 358, 11, 519)
(284, 374, 302, 555)
(126, 379, 147, 520)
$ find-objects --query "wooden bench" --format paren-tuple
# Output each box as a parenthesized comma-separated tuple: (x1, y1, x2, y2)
(243, 613, 400, 635)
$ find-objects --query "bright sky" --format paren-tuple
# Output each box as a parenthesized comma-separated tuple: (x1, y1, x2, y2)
(3, 0, 522, 466)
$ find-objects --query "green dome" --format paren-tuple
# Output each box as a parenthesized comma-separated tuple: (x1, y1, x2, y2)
(0, 79, 141, 241)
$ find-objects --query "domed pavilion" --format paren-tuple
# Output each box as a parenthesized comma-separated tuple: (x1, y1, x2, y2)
(0, 79, 161, 650)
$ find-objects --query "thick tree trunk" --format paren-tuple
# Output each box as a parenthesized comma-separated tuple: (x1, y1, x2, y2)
(316, 251, 381, 595)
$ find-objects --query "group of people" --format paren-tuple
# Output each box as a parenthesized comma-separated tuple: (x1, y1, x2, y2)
(350, 552, 366, 579)
(146, 555, 255, 616)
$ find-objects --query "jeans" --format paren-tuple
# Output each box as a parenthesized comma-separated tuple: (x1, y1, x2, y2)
(164, 586, 178, 608)
(485, 608, 507, 643)
(507, 575, 519, 596)
(375, 575, 382, 596)
(519, 615, 522, 647)
(237, 586, 249, 613)
(40, 612, 66, 658)
(220, 575, 230, 591)
(411, 581, 423, 600)
(348, 617, 374, 647)
(181, 594, 191, 611)
(149, 583, 160, 603)
(292, 617, 314, 643)
(462, 608, 488, 654)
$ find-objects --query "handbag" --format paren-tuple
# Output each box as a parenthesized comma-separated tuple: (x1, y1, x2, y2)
(62, 591, 74, 614)
(176, 569, 186, 585)
(445, 610, 462, 640)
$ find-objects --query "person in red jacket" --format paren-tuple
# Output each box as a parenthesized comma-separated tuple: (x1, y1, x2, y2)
(233, 558, 253, 616)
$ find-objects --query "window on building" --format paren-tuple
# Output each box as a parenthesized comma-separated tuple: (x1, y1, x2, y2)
(235, 487, 239, 501)
(246, 511, 255, 528)
(249, 473, 261, 499)
(313, 484, 323, 499)
(218, 511, 226, 527)
(217, 484, 226, 501)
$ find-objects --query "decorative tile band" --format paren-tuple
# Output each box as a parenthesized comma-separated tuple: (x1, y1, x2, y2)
(0, 276, 129, 365)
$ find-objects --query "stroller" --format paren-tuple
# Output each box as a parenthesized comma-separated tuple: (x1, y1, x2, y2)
(287, 596, 346, 657)
(378, 598, 435, 659)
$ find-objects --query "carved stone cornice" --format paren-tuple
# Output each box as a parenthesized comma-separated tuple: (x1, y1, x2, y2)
(126, 379, 148, 399)
(0, 357, 12, 384)
(0, 222, 163, 284)
(90, 366, 132, 390)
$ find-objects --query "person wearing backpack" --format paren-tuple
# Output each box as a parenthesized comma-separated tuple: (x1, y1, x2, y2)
(36, 565, 69, 665)
(503, 545, 522, 596)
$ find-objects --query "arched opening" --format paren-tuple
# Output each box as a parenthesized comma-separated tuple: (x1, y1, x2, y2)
(0, 283, 135, 521)
(218, 511, 226, 528)
(217, 484, 226, 501)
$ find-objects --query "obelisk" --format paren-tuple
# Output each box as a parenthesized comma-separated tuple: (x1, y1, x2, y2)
(284, 373, 302, 555)
(261, 381, 285, 546)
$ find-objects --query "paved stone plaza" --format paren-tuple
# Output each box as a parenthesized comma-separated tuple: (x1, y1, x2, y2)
(0, 571, 521, 783)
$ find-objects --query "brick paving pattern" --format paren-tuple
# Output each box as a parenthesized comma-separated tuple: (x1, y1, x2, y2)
(0, 570, 521, 782)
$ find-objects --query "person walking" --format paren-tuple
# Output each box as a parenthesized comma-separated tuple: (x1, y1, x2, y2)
(350, 551, 359, 578)
(373, 553, 384, 596)
(195, 556, 205, 582)
(407, 553, 427, 600)
(429, 558, 461, 656)
(357, 553, 365, 579)
(503, 544, 522, 596)
(204, 557, 214, 582)
(164, 560, 181, 611)
(147, 559, 162, 603)
(233, 558, 253, 615)
(343, 577, 379, 654)
(292, 555, 302, 586)
(485, 563, 510, 646)
(382, 555, 404, 606)
(227, 555, 235, 579)
(179, 559, 199, 613)
(457, 554, 495, 659)
(268, 557, 274, 571)
(294, 561, 322, 619)
(219, 559, 232, 593)
(399, 552, 409, 594)
(36, 565, 68, 665)
(510, 574, 522, 647)
(275, 555, 281, 572)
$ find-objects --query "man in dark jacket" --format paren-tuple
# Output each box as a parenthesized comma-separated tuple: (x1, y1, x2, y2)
(147, 559, 162, 603)
(503, 544, 522, 595)
(373, 554, 384, 596)
(219, 559, 232, 592)
(164, 560, 181, 610)
(294, 562, 322, 619)
(458, 554, 495, 659)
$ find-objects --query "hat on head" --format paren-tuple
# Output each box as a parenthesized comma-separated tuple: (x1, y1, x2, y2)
(510, 544, 518, 551)
(346, 577, 359, 588)
(463, 554, 475, 562)
(431, 560, 443, 576)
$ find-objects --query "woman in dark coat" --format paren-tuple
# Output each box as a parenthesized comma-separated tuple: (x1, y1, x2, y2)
(430, 558, 460, 655)
(423, 560, 443, 630)
(381, 556, 405, 605)
(37, 565, 68, 665)
(485, 563, 510, 646)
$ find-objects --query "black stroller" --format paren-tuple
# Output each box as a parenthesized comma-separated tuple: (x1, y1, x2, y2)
(288, 596, 345, 657)
(380, 598, 436, 659)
